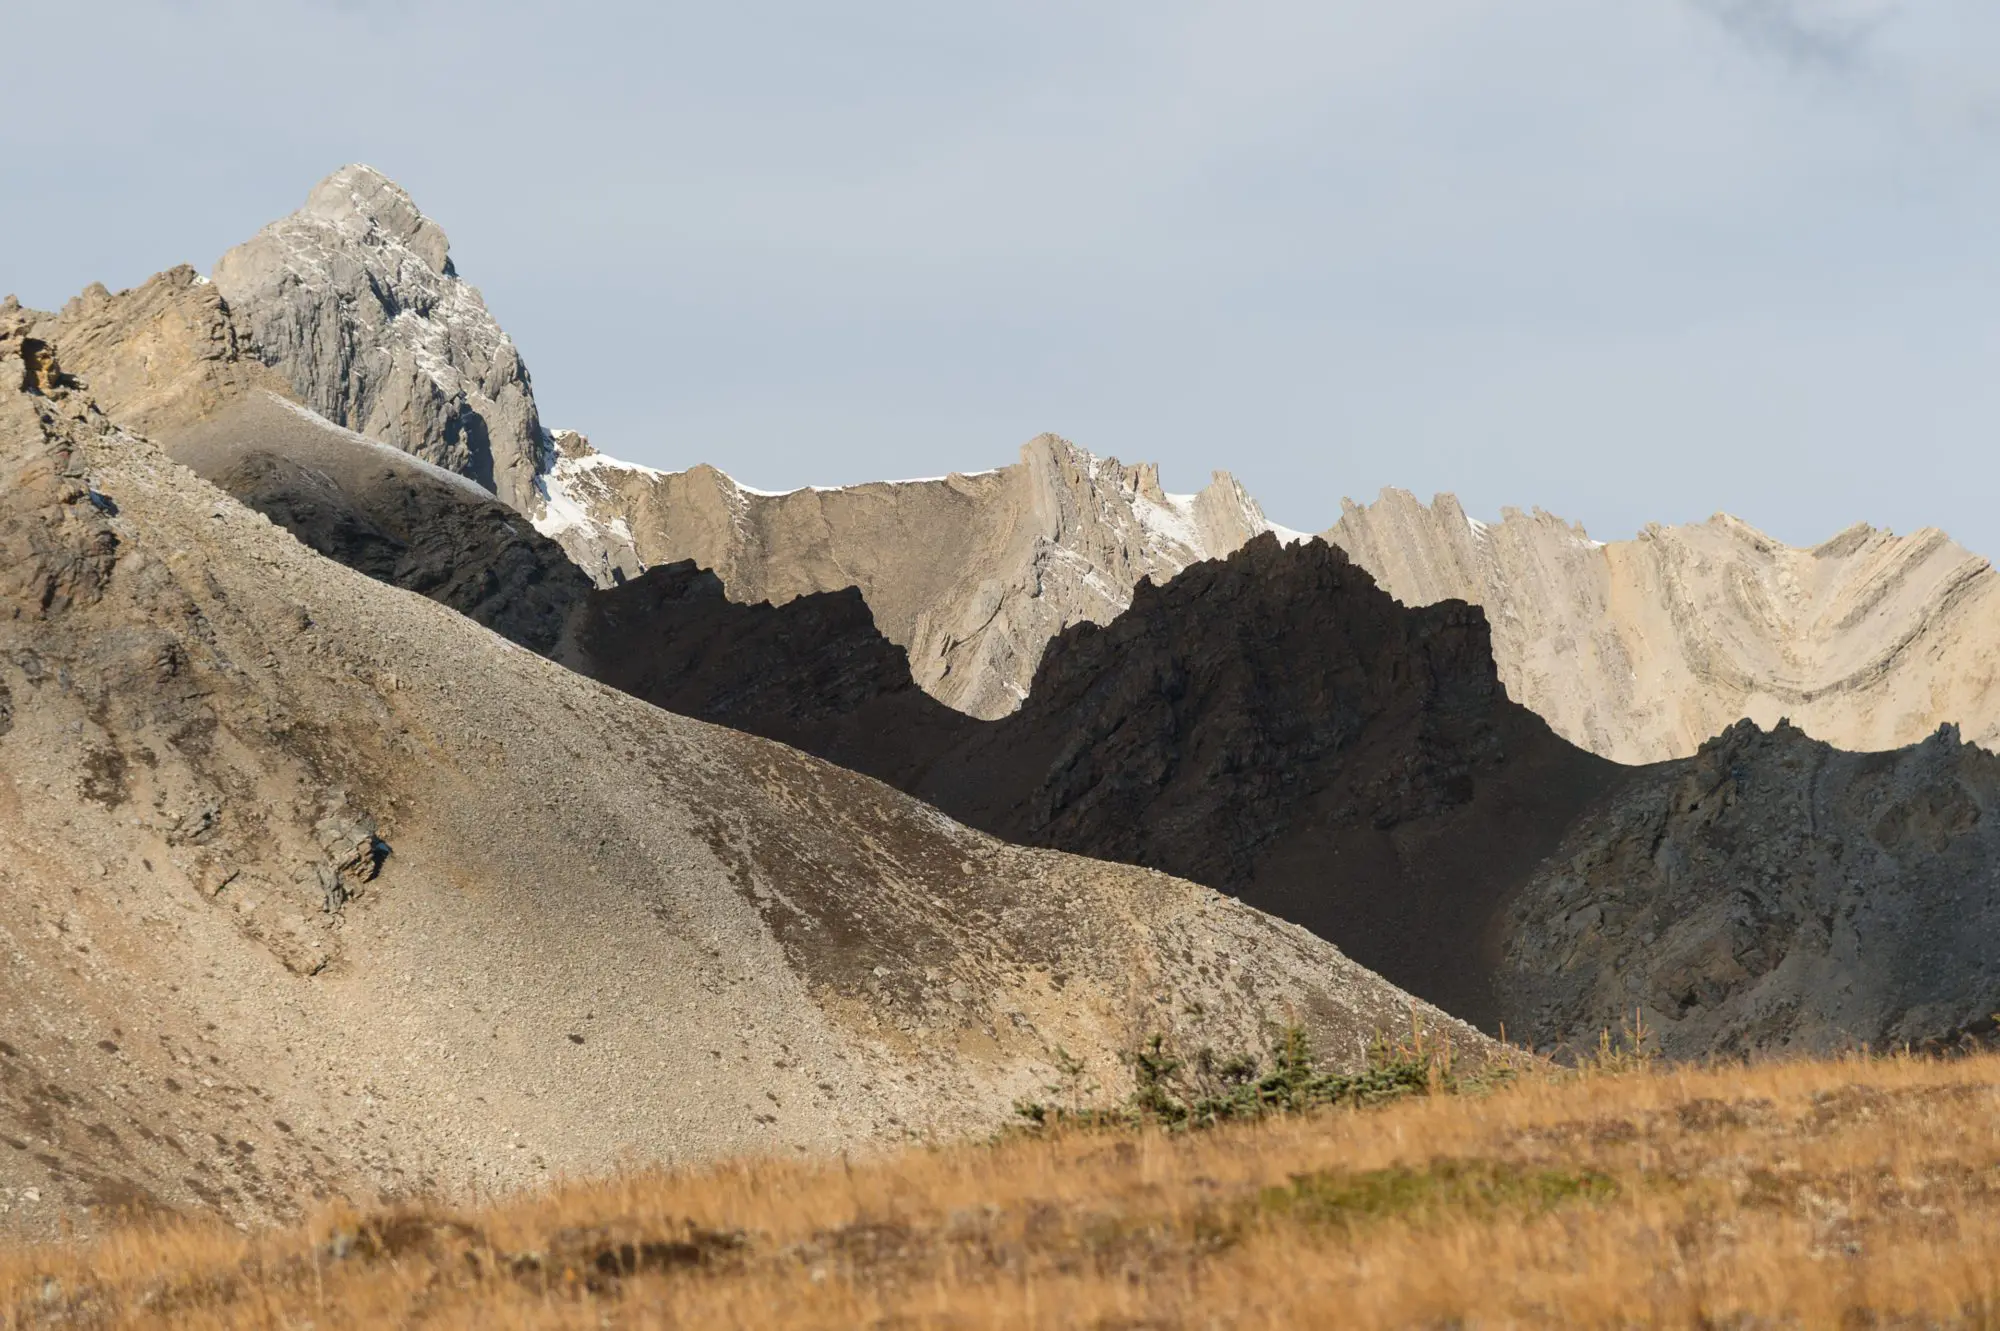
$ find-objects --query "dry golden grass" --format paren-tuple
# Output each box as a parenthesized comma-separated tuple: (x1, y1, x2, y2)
(6, 1050, 2000, 1328)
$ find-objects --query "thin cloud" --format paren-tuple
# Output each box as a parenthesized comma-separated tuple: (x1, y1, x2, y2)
(1689, 0, 1897, 69)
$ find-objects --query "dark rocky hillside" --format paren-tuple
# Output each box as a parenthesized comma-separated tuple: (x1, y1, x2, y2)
(571, 537, 1626, 1028)
(178, 394, 593, 656)
(577, 537, 2000, 1058)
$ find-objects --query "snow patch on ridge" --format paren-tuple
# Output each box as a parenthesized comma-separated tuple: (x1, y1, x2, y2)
(532, 467, 599, 540)
(1268, 523, 1313, 547)
(531, 435, 668, 543)
(1134, 491, 1205, 558)
(269, 395, 496, 502)
(724, 468, 1002, 499)
(561, 449, 666, 481)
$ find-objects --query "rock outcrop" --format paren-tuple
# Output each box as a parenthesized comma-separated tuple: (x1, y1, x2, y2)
(0, 329, 1476, 1241)
(19, 265, 592, 658)
(1500, 719, 2000, 1058)
(1326, 489, 2000, 763)
(18, 266, 281, 436)
(537, 431, 1291, 717)
(211, 165, 548, 511)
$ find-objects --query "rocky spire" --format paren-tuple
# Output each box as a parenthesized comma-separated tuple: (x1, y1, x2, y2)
(211, 165, 547, 511)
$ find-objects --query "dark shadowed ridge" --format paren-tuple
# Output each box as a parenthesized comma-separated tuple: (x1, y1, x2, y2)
(605, 533, 1624, 1033)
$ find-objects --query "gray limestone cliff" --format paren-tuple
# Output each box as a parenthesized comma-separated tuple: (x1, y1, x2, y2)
(211, 165, 548, 511)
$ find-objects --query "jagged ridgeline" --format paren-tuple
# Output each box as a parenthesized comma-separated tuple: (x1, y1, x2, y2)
(565, 538, 2000, 1062)
(34, 165, 2000, 761)
(0, 311, 1491, 1242)
(9, 165, 1998, 1128)
(1326, 491, 2000, 763)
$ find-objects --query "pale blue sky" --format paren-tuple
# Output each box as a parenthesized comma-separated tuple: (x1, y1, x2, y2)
(8, 1, 2000, 550)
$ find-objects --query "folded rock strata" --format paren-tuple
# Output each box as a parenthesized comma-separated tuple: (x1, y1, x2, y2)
(1326, 489, 2000, 763)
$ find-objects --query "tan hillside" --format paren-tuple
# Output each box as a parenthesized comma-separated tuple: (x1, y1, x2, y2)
(0, 319, 1484, 1242)
(1327, 488, 2000, 763)
(6, 1050, 1998, 1328)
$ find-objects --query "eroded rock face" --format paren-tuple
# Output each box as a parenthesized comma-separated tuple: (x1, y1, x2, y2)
(23, 266, 279, 436)
(1499, 720, 2000, 1059)
(0, 314, 119, 618)
(1326, 489, 2000, 763)
(211, 165, 547, 511)
(537, 431, 1289, 717)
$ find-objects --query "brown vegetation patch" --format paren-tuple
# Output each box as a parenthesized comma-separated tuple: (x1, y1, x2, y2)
(6, 1052, 2000, 1327)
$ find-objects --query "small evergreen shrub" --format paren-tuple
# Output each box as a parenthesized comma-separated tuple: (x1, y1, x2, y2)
(1014, 1021, 1455, 1133)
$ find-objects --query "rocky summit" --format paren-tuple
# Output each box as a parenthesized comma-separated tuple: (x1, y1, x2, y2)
(212, 166, 548, 512)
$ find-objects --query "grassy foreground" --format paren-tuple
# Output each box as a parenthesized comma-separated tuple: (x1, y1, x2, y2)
(5, 1049, 1999, 1328)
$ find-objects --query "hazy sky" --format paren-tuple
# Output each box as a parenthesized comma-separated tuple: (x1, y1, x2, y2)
(7, 1, 2000, 550)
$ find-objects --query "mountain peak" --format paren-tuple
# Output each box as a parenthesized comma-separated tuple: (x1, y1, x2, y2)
(297, 164, 452, 274)
(212, 168, 542, 509)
